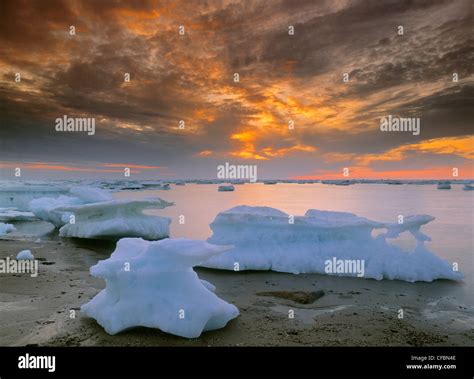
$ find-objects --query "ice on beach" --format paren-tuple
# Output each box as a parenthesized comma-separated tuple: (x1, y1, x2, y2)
(57, 198, 173, 240)
(81, 238, 239, 337)
(28, 186, 114, 227)
(16, 250, 34, 260)
(202, 206, 463, 282)
(0, 208, 37, 222)
(0, 222, 15, 236)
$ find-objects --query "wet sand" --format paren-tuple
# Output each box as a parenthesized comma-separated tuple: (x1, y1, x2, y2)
(0, 236, 473, 347)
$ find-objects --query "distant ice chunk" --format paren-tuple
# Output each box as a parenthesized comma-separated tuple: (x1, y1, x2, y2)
(437, 182, 451, 190)
(203, 206, 463, 282)
(57, 198, 173, 240)
(81, 238, 239, 337)
(218, 185, 235, 192)
(0, 222, 15, 236)
(16, 250, 34, 260)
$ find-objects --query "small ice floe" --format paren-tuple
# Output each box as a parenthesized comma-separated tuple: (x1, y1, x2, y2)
(16, 250, 34, 260)
(218, 185, 235, 192)
(437, 181, 451, 190)
(195, 180, 217, 184)
(0, 222, 15, 236)
(463, 184, 474, 191)
(141, 182, 170, 190)
(81, 238, 239, 338)
(321, 180, 353, 186)
(57, 198, 173, 240)
(118, 183, 144, 191)
(202, 205, 463, 282)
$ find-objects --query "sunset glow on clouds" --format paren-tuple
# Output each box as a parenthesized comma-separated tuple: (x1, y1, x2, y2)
(0, 0, 472, 179)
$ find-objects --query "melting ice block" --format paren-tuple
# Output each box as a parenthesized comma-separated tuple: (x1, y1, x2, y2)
(81, 238, 239, 337)
(57, 198, 173, 240)
(202, 206, 463, 282)
(28, 186, 114, 227)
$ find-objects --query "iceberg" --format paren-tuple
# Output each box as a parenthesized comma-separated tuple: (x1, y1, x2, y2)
(28, 186, 114, 227)
(0, 222, 15, 236)
(81, 238, 239, 337)
(202, 206, 463, 282)
(57, 198, 173, 240)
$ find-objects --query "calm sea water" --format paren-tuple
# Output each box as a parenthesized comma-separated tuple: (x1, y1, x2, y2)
(116, 183, 473, 297)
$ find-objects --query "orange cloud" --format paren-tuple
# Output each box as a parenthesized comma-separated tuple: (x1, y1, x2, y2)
(99, 163, 163, 169)
(295, 165, 473, 180)
(261, 144, 316, 158)
(197, 150, 213, 157)
(356, 136, 474, 166)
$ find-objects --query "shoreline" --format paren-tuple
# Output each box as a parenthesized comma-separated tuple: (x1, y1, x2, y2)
(0, 237, 472, 347)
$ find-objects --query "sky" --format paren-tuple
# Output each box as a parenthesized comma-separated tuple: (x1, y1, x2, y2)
(0, 0, 472, 180)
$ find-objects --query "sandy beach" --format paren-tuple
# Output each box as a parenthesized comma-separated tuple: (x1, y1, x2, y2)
(1, 232, 472, 347)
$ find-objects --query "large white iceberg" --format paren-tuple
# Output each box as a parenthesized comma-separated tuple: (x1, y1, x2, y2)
(81, 238, 239, 337)
(57, 198, 173, 240)
(202, 206, 463, 282)
(28, 186, 114, 227)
